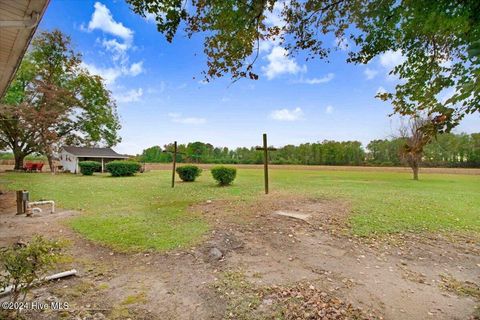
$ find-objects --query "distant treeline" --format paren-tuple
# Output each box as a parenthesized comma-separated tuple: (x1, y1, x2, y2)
(137, 133, 480, 168)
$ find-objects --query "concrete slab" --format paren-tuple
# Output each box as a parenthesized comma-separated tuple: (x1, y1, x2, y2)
(273, 210, 311, 222)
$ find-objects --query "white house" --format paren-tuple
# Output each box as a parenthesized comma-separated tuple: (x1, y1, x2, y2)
(59, 147, 129, 173)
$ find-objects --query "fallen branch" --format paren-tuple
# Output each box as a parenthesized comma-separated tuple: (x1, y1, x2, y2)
(0, 269, 77, 297)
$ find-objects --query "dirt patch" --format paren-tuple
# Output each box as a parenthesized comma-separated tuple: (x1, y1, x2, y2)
(0, 191, 16, 212)
(0, 192, 78, 245)
(214, 271, 382, 319)
(1, 191, 479, 320)
(193, 194, 480, 320)
(192, 193, 352, 232)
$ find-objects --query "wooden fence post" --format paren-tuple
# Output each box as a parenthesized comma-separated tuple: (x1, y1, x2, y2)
(171, 141, 177, 188)
(16, 190, 24, 215)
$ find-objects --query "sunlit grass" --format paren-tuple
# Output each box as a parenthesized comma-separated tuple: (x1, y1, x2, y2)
(2, 168, 479, 250)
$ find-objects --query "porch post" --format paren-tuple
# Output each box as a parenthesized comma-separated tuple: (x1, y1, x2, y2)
(101, 158, 104, 172)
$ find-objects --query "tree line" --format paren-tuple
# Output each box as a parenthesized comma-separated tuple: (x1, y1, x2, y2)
(137, 133, 480, 168)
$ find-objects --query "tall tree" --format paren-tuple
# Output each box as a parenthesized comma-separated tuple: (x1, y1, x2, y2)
(0, 30, 121, 171)
(399, 116, 434, 180)
(128, 0, 480, 132)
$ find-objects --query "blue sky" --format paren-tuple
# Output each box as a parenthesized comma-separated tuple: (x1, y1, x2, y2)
(38, 0, 479, 154)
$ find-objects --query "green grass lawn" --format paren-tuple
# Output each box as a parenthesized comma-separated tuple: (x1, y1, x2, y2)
(1, 169, 479, 251)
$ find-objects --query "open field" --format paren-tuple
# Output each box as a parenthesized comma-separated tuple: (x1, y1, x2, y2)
(144, 163, 480, 175)
(2, 168, 479, 250)
(2, 162, 480, 175)
(1, 168, 479, 319)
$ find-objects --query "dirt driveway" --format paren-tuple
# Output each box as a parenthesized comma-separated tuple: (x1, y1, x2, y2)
(0, 191, 479, 319)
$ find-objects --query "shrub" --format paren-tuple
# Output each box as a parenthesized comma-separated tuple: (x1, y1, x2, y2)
(78, 161, 101, 175)
(0, 236, 63, 305)
(176, 165, 202, 182)
(211, 166, 237, 186)
(105, 160, 141, 177)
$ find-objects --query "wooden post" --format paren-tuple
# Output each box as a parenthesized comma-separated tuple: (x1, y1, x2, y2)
(163, 141, 185, 188)
(256, 133, 277, 194)
(263, 133, 269, 194)
(16, 190, 23, 215)
(101, 158, 104, 173)
(172, 141, 177, 188)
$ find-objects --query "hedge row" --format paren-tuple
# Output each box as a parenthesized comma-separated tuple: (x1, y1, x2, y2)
(78, 161, 101, 175)
(105, 161, 141, 177)
(210, 166, 236, 186)
(176, 165, 202, 182)
(176, 165, 237, 186)
(78, 162, 237, 185)
(78, 160, 142, 176)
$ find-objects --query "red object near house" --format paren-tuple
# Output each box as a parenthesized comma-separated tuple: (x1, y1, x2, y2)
(23, 162, 44, 172)
(24, 163, 34, 172)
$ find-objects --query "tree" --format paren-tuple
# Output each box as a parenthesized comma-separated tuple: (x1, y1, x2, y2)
(0, 30, 120, 171)
(399, 116, 434, 180)
(127, 0, 480, 131)
(367, 139, 404, 166)
(0, 104, 41, 170)
(140, 145, 172, 162)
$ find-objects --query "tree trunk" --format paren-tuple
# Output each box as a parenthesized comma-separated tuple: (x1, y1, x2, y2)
(13, 152, 25, 170)
(46, 153, 55, 174)
(412, 165, 419, 180)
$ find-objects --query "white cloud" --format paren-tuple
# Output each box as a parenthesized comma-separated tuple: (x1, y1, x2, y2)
(101, 38, 128, 52)
(259, 39, 278, 53)
(270, 107, 304, 121)
(264, 1, 288, 28)
(379, 50, 406, 69)
(128, 61, 144, 76)
(376, 86, 387, 95)
(364, 68, 378, 80)
(262, 46, 306, 80)
(259, 3, 309, 81)
(143, 10, 167, 23)
(297, 73, 334, 84)
(81, 3, 144, 86)
(81, 62, 122, 85)
(115, 88, 143, 103)
(144, 12, 156, 22)
(168, 113, 206, 125)
(325, 105, 334, 114)
(378, 50, 406, 82)
(101, 38, 129, 61)
(88, 2, 133, 43)
(82, 61, 144, 85)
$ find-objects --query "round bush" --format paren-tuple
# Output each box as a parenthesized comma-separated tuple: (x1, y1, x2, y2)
(105, 160, 141, 177)
(176, 165, 202, 182)
(211, 166, 237, 186)
(78, 161, 101, 175)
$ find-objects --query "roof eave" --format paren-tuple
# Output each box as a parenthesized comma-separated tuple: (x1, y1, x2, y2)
(0, 0, 51, 98)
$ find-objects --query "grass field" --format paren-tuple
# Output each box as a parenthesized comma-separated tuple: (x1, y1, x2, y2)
(2, 168, 479, 251)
